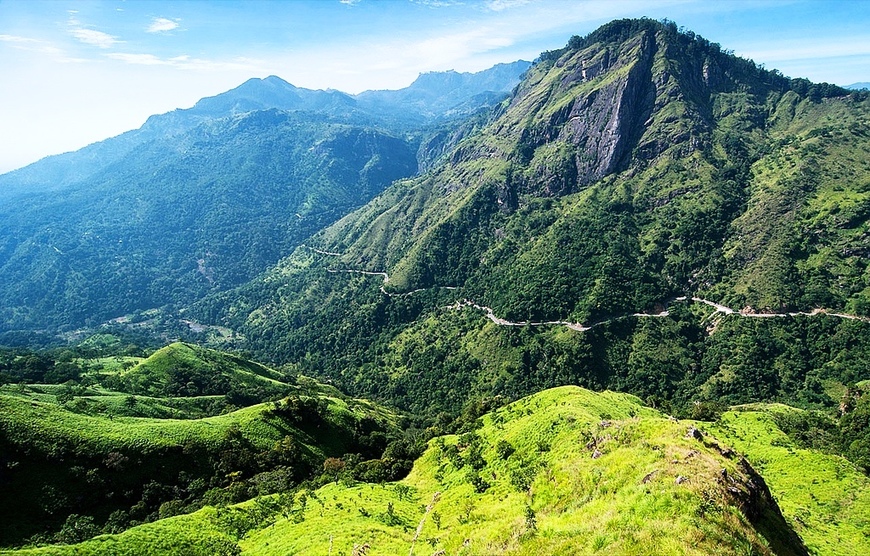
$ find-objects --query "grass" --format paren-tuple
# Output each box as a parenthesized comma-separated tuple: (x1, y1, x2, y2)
(6, 387, 865, 555)
(0, 508, 239, 556)
(120, 342, 289, 397)
(707, 405, 870, 556)
(0, 367, 399, 549)
(8, 386, 812, 555)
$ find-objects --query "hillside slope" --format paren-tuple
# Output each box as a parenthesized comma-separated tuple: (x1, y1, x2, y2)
(0, 351, 398, 548)
(0, 110, 416, 334)
(314, 19, 868, 319)
(0, 62, 530, 337)
(4, 387, 836, 555)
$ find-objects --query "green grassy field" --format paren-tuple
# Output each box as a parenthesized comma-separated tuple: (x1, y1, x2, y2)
(11, 386, 851, 555)
(707, 406, 870, 556)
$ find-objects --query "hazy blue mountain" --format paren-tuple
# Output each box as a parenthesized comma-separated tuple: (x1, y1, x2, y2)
(0, 63, 530, 200)
(0, 110, 417, 334)
(356, 60, 532, 123)
(0, 62, 531, 335)
(847, 82, 870, 90)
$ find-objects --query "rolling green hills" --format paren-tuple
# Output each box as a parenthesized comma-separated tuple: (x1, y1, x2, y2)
(115, 342, 289, 400)
(0, 344, 400, 548)
(8, 386, 868, 555)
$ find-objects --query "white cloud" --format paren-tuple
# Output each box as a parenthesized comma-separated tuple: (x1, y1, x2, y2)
(0, 34, 40, 44)
(107, 52, 266, 73)
(147, 17, 180, 33)
(0, 34, 64, 56)
(411, 0, 464, 7)
(739, 36, 870, 63)
(107, 52, 165, 65)
(67, 12, 121, 49)
(69, 28, 120, 48)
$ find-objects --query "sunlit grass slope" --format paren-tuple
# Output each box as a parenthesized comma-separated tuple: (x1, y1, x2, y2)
(9, 386, 814, 555)
(262, 386, 801, 556)
(0, 377, 396, 548)
(0, 508, 239, 556)
(708, 406, 870, 556)
(119, 342, 289, 397)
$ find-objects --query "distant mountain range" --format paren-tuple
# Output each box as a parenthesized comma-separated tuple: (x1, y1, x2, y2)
(0, 61, 530, 335)
(847, 82, 870, 90)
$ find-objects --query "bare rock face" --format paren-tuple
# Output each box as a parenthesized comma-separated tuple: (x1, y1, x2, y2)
(495, 22, 754, 201)
(558, 31, 656, 187)
(500, 24, 723, 199)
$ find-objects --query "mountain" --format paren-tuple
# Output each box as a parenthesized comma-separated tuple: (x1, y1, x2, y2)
(0, 64, 530, 201)
(356, 60, 532, 124)
(0, 63, 531, 337)
(2, 20, 870, 552)
(0, 110, 417, 335)
(191, 19, 870, 418)
(847, 82, 870, 90)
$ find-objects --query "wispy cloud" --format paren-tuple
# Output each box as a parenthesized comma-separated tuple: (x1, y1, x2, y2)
(0, 34, 64, 56)
(107, 52, 265, 72)
(411, 0, 464, 7)
(740, 36, 870, 63)
(70, 28, 120, 48)
(147, 18, 180, 33)
(67, 13, 120, 49)
(0, 34, 41, 44)
(339, 0, 362, 5)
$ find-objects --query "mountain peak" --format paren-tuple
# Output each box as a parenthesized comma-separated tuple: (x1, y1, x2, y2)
(262, 74, 291, 85)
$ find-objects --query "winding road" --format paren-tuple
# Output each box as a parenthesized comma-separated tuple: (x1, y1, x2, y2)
(304, 245, 870, 331)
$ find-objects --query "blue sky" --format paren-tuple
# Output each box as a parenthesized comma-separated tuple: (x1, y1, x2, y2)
(1, 0, 868, 174)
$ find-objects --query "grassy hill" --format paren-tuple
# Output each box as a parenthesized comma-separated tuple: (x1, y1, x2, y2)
(0, 345, 399, 548)
(115, 342, 290, 400)
(10, 386, 862, 555)
(709, 405, 870, 556)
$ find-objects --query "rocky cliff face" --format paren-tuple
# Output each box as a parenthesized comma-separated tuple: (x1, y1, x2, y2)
(562, 31, 655, 185)
(484, 20, 786, 199)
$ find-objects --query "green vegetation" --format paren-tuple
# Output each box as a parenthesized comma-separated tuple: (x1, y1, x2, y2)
(2, 18, 870, 555)
(183, 19, 869, 426)
(6, 387, 836, 556)
(0, 112, 417, 337)
(708, 406, 870, 556)
(113, 342, 290, 402)
(0, 345, 400, 548)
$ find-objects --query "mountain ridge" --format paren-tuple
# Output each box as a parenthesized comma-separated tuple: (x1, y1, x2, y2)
(189, 18, 870, 420)
(0, 61, 532, 336)
(0, 61, 531, 195)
